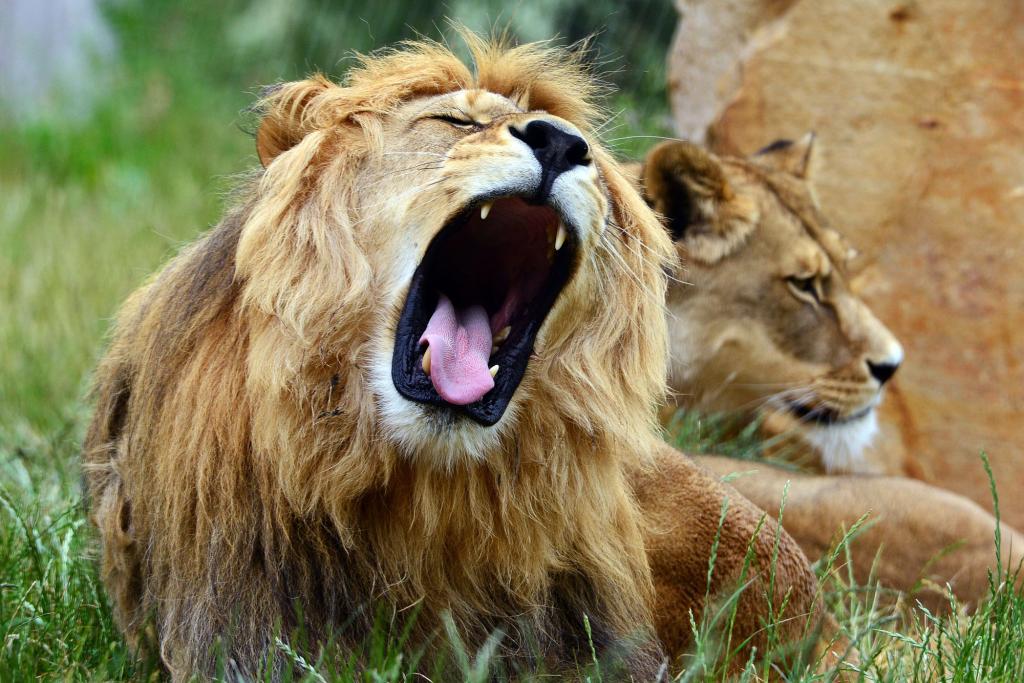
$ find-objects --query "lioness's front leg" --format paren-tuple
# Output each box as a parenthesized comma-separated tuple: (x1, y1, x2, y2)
(696, 454, 1024, 611)
(632, 444, 846, 673)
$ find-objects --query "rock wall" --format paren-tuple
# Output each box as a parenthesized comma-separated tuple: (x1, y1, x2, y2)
(669, 0, 1024, 527)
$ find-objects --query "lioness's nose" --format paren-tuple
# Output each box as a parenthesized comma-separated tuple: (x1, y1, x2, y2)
(867, 360, 899, 385)
(510, 120, 590, 199)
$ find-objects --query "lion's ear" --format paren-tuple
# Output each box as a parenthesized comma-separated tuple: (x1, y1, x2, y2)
(753, 131, 816, 179)
(256, 77, 333, 167)
(640, 140, 756, 263)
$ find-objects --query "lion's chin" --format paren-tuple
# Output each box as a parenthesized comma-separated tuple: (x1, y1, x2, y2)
(376, 347, 513, 466)
(391, 196, 579, 427)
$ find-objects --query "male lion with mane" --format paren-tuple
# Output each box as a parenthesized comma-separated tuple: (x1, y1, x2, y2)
(83, 33, 832, 679)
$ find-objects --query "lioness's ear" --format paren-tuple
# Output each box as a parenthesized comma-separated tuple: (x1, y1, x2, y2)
(640, 140, 756, 263)
(256, 77, 333, 167)
(753, 131, 816, 179)
(641, 141, 726, 241)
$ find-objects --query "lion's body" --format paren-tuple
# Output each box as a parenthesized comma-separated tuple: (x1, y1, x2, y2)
(83, 37, 675, 678)
(83, 35, 839, 680)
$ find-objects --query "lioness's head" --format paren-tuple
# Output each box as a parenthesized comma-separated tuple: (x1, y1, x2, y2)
(246, 35, 672, 467)
(638, 136, 903, 472)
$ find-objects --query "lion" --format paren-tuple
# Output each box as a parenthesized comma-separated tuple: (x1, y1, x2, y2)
(639, 134, 903, 476)
(635, 137, 1024, 609)
(81, 34, 833, 679)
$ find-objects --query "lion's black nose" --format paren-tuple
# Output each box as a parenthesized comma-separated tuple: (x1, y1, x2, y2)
(867, 360, 899, 385)
(510, 120, 590, 200)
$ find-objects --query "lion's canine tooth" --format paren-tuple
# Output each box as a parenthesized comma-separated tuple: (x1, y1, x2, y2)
(555, 223, 567, 251)
(489, 364, 499, 378)
(422, 347, 432, 375)
(480, 201, 493, 220)
(494, 326, 511, 344)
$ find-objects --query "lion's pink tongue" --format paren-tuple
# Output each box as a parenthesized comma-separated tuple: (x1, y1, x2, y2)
(419, 294, 494, 405)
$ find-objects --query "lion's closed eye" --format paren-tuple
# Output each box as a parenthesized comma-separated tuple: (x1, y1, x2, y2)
(427, 113, 480, 129)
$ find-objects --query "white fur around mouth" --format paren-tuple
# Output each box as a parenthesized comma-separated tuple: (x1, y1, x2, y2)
(805, 409, 879, 473)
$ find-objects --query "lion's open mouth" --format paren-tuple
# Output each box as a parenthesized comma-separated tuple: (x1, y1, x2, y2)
(392, 197, 579, 425)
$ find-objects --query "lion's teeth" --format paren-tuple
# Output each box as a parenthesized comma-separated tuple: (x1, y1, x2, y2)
(422, 347, 432, 375)
(555, 223, 567, 251)
(494, 326, 511, 344)
(480, 201, 493, 220)
(489, 364, 499, 378)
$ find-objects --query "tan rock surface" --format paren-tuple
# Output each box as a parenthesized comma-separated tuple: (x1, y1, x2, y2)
(669, 0, 1024, 527)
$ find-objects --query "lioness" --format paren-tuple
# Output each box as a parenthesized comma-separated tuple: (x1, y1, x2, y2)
(83, 34, 831, 679)
(636, 137, 1024, 608)
(641, 134, 903, 475)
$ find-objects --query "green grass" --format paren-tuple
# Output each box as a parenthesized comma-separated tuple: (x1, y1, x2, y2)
(4, 453, 1022, 682)
(2, 3, 1022, 680)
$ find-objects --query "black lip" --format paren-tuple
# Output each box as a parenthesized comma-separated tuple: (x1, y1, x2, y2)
(786, 401, 872, 426)
(390, 199, 579, 426)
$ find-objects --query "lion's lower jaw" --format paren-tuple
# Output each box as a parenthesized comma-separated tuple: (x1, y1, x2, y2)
(804, 409, 879, 474)
(373, 347, 513, 465)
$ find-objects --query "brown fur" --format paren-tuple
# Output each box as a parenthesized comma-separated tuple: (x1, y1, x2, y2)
(82, 34, 676, 679)
(697, 455, 1024, 611)
(636, 138, 1024, 610)
(633, 445, 851, 674)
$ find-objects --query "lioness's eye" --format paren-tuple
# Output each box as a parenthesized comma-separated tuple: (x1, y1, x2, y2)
(429, 114, 479, 129)
(787, 275, 820, 304)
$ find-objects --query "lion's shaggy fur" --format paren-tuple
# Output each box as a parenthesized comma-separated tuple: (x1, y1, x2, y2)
(83, 34, 674, 678)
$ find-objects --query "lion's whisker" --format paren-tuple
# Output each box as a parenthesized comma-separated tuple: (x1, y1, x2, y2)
(606, 219, 688, 286)
(605, 134, 689, 144)
(383, 151, 446, 158)
(362, 161, 446, 183)
(349, 178, 449, 227)
(597, 232, 669, 315)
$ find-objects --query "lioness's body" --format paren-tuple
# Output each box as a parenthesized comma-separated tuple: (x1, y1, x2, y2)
(697, 455, 1024, 610)
(635, 138, 1024, 609)
(83, 35, 831, 679)
(636, 445, 834, 661)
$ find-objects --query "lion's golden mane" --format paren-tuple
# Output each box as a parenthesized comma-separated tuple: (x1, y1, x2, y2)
(83, 33, 674, 677)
